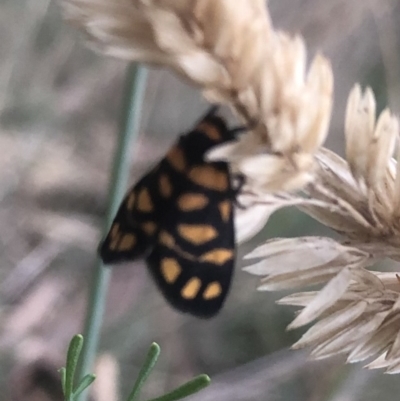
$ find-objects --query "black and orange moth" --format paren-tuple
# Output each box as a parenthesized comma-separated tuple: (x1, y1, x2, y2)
(99, 107, 243, 317)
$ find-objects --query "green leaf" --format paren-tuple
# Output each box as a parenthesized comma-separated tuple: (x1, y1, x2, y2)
(147, 374, 211, 401)
(65, 334, 84, 399)
(73, 374, 96, 398)
(127, 343, 161, 401)
(59, 367, 67, 395)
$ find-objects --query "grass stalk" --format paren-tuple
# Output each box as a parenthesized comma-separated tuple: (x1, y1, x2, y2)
(77, 63, 148, 401)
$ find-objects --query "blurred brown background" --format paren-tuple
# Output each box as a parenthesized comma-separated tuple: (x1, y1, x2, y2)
(1, 0, 400, 400)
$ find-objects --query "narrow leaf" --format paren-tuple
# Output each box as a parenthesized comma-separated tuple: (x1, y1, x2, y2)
(148, 374, 211, 401)
(59, 367, 67, 395)
(127, 343, 161, 401)
(65, 334, 84, 399)
(73, 374, 96, 398)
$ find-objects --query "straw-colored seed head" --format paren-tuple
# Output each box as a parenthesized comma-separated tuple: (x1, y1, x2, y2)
(65, 0, 333, 203)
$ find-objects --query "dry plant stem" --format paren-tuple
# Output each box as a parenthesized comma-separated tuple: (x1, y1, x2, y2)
(77, 64, 148, 401)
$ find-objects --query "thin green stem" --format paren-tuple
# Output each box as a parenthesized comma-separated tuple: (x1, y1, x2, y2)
(77, 64, 148, 401)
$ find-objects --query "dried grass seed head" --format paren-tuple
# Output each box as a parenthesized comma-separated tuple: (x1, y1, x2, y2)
(302, 85, 400, 246)
(65, 0, 334, 197)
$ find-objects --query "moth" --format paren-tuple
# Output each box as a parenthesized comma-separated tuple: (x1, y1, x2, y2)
(99, 107, 243, 317)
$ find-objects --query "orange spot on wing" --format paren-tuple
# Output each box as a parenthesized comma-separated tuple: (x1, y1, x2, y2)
(203, 282, 222, 300)
(181, 277, 202, 299)
(178, 193, 208, 211)
(218, 201, 231, 222)
(110, 223, 119, 239)
(159, 174, 172, 198)
(166, 145, 186, 172)
(142, 221, 157, 236)
(109, 223, 120, 250)
(200, 249, 233, 265)
(126, 192, 136, 211)
(137, 188, 153, 212)
(188, 166, 228, 191)
(118, 234, 136, 251)
(178, 224, 217, 245)
(161, 258, 181, 284)
(197, 121, 222, 142)
(159, 230, 175, 248)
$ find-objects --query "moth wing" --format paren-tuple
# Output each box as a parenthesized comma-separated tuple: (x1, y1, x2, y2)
(145, 157, 236, 317)
(146, 239, 234, 318)
(99, 168, 161, 264)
